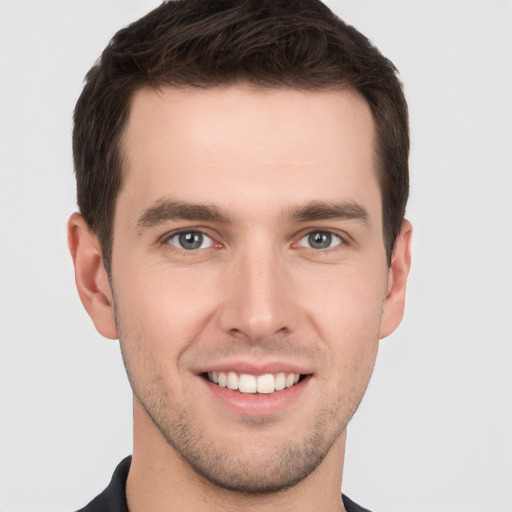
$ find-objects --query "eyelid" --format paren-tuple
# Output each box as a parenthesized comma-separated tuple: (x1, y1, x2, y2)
(162, 228, 220, 251)
(299, 231, 341, 248)
(293, 228, 350, 251)
(158, 226, 350, 253)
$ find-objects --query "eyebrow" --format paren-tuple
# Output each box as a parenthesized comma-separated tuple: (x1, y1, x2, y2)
(287, 200, 369, 225)
(136, 198, 370, 233)
(136, 200, 232, 233)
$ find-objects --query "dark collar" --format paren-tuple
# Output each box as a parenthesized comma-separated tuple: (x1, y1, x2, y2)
(76, 456, 373, 512)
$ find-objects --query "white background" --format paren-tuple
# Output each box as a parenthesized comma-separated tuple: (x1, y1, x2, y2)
(0, 1, 511, 511)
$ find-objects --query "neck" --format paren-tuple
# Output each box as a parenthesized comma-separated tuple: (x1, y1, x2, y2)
(126, 399, 347, 512)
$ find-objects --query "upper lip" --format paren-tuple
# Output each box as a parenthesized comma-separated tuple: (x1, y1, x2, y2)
(194, 360, 313, 376)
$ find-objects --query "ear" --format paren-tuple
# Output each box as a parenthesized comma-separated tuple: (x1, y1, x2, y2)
(67, 212, 118, 339)
(379, 220, 412, 339)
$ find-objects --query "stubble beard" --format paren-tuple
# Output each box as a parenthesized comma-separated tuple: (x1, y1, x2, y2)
(114, 303, 370, 495)
(130, 376, 355, 495)
(121, 349, 366, 495)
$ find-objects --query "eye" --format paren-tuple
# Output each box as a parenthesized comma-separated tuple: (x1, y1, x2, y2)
(298, 231, 342, 250)
(167, 231, 214, 251)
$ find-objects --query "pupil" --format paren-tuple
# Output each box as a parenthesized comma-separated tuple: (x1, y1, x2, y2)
(179, 232, 202, 250)
(309, 232, 331, 249)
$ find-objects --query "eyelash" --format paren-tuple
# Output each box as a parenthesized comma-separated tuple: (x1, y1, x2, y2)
(163, 229, 219, 253)
(161, 229, 348, 254)
(297, 231, 343, 251)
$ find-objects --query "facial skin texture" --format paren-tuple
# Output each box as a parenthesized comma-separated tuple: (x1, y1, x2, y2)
(68, 86, 412, 512)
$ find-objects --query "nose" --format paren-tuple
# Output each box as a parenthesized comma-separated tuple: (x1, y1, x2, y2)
(218, 244, 298, 343)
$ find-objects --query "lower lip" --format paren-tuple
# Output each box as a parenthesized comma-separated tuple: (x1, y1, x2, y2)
(201, 376, 311, 416)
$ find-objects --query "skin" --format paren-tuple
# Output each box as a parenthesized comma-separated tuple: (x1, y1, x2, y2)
(68, 86, 412, 512)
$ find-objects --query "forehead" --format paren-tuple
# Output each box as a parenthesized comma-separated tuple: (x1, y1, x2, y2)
(119, 85, 380, 223)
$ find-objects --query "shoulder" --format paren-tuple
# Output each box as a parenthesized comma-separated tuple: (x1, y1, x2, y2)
(343, 494, 374, 512)
(74, 457, 131, 512)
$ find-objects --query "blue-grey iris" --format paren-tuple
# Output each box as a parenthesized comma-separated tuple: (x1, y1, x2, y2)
(308, 232, 332, 249)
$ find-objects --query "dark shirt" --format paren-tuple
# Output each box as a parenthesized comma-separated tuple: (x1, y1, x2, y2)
(75, 456, 373, 512)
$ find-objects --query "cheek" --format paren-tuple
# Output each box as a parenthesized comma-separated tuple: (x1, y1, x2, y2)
(300, 263, 387, 337)
(298, 264, 385, 382)
(113, 262, 220, 355)
(112, 265, 222, 408)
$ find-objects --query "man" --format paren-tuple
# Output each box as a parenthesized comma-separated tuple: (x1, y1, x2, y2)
(68, 0, 412, 510)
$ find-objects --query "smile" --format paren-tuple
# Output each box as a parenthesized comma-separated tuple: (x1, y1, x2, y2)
(206, 371, 303, 394)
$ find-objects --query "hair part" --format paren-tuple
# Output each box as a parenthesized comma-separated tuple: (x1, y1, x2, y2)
(73, 0, 409, 274)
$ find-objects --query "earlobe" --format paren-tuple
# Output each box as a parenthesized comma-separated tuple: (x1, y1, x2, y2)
(379, 220, 412, 339)
(67, 212, 118, 340)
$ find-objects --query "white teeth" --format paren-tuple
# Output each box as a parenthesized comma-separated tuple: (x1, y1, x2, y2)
(227, 371, 238, 390)
(239, 373, 257, 393)
(274, 372, 286, 391)
(207, 371, 302, 394)
(257, 374, 274, 394)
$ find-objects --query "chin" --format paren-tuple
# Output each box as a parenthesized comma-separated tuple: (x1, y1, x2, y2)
(145, 397, 348, 495)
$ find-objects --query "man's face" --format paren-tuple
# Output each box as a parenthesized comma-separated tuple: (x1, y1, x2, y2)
(110, 86, 395, 492)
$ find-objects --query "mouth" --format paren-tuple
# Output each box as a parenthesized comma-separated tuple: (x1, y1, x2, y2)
(204, 371, 307, 394)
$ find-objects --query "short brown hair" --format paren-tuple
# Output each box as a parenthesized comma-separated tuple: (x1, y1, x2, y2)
(73, 0, 409, 274)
